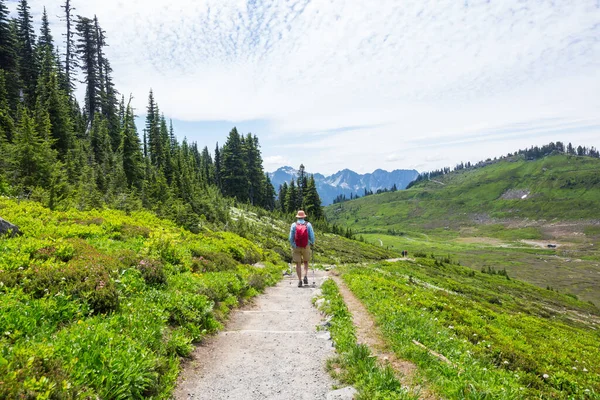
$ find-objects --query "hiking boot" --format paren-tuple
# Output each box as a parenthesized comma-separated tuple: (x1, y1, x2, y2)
(298, 280, 303, 287)
(303, 276, 308, 285)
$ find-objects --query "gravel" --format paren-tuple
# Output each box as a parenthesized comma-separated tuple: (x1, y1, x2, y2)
(174, 270, 336, 400)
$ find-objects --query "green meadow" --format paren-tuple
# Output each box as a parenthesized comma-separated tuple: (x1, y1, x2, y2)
(339, 259, 600, 399)
(0, 197, 392, 398)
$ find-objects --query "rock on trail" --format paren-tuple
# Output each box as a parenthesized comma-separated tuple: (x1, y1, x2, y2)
(174, 270, 336, 400)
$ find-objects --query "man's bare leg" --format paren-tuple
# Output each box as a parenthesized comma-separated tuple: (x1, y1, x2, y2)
(296, 262, 302, 280)
(303, 261, 309, 279)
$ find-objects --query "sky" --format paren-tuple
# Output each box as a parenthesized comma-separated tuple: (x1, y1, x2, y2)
(7, 0, 600, 175)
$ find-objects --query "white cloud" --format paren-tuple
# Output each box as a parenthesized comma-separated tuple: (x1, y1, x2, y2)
(263, 155, 290, 171)
(15, 0, 600, 174)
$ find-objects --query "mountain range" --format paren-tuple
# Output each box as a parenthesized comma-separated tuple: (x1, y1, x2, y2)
(268, 166, 419, 206)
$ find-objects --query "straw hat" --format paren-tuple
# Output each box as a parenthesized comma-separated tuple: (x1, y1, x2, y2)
(295, 210, 307, 218)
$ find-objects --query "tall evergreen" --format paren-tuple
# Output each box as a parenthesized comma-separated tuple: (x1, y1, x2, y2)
(17, 0, 39, 107)
(214, 143, 222, 190)
(286, 180, 299, 213)
(8, 109, 58, 191)
(278, 182, 288, 212)
(303, 174, 323, 219)
(0, 0, 15, 71)
(220, 127, 248, 201)
(297, 163, 307, 207)
(61, 0, 77, 94)
(242, 133, 266, 206)
(75, 16, 99, 125)
(121, 101, 143, 188)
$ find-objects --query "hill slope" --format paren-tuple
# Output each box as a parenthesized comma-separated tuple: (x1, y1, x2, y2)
(327, 154, 600, 230)
(0, 197, 392, 398)
(325, 154, 600, 304)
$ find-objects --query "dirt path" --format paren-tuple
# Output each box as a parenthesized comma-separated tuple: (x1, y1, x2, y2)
(174, 270, 336, 400)
(330, 274, 437, 400)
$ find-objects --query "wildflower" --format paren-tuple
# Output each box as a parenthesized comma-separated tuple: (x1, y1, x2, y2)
(543, 374, 549, 379)
(448, 325, 454, 329)
(572, 367, 577, 370)
(503, 361, 509, 365)
(583, 368, 588, 372)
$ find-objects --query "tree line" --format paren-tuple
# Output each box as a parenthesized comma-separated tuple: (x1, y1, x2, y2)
(276, 164, 323, 220)
(332, 184, 399, 204)
(409, 141, 600, 187)
(0, 0, 276, 231)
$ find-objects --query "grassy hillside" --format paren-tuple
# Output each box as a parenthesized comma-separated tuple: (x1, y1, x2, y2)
(0, 197, 393, 398)
(339, 258, 600, 399)
(327, 154, 600, 231)
(325, 154, 600, 304)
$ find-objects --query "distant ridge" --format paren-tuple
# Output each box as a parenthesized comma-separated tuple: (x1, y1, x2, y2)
(269, 166, 419, 205)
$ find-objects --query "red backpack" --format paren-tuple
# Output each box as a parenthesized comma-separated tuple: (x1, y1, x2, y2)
(295, 222, 309, 247)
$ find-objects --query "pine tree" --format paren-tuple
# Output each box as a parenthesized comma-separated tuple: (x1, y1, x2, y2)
(8, 108, 58, 191)
(243, 133, 266, 206)
(200, 146, 214, 186)
(75, 16, 99, 125)
(0, 0, 16, 71)
(278, 182, 288, 212)
(39, 8, 53, 49)
(93, 16, 119, 150)
(303, 174, 323, 219)
(36, 51, 73, 158)
(220, 127, 248, 201)
(17, 0, 39, 107)
(264, 174, 276, 210)
(286, 180, 298, 213)
(297, 164, 307, 207)
(61, 0, 77, 94)
(121, 101, 143, 189)
(214, 143, 222, 190)
(0, 70, 15, 142)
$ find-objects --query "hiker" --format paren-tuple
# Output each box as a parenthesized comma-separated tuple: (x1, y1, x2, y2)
(289, 210, 315, 287)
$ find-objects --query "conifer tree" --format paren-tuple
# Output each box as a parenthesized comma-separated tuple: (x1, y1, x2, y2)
(36, 50, 73, 158)
(75, 16, 99, 125)
(221, 127, 248, 201)
(0, 70, 15, 142)
(200, 146, 214, 186)
(61, 0, 77, 94)
(264, 174, 276, 210)
(214, 143, 222, 190)
(278, 182, 288, 212)
(121, 102, 143, 188)
(39, 8, 53, 50)
(297, 164, 307, 207)
(243, 133, 266, 206)
(0, 0, 15, 71)
(303, 174, 323, 219)
(8, 109, 58, 191)
(286, 180, 298, 213)
(17, 0, 39, 107)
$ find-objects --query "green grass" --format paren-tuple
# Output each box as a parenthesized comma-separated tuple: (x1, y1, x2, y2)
(326, 154, 600, 304)
(317, 279, 416, 400)
(359, 232, 600, 306)
(0, 197, 393, 398)
(339, 259, 600, 399)
(328, 154, 600, 231)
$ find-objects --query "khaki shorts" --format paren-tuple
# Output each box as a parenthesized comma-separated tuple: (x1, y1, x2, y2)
(292, 246, 312, 263)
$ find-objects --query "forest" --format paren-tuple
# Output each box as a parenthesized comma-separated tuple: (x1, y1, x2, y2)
(0, 0, 323, 231)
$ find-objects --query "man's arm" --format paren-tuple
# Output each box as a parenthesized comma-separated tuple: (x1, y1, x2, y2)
(289, 223, 296, 247)
(308, 223, 315, 245)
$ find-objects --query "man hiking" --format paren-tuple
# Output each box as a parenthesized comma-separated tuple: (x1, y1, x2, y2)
(289, 210, 315, 287)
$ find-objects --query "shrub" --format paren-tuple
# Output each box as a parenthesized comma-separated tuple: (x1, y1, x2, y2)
(137, 259, 167, 286)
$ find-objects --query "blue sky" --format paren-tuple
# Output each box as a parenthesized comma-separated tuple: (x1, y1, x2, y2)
(9, 0, 600, 174)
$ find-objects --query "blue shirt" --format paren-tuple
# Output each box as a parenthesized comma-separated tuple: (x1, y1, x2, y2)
(289, 220, 315, 248)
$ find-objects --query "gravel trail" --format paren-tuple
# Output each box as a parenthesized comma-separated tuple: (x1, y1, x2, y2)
(174, 270, 335, 400)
